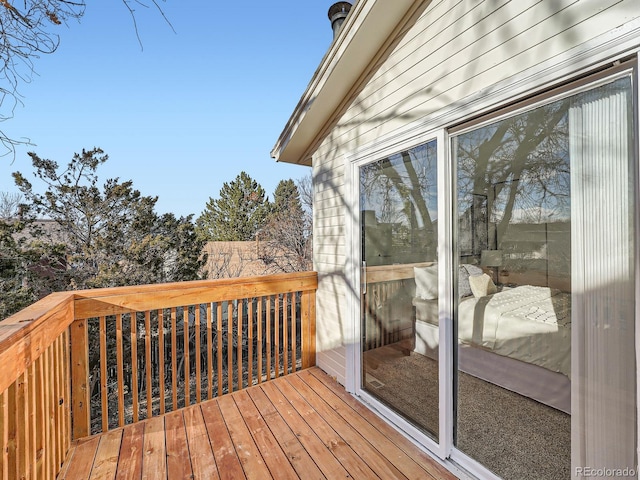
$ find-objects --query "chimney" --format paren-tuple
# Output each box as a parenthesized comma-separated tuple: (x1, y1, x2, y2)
(328, 2, 352, 39)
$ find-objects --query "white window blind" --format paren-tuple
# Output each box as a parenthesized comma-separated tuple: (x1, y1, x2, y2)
(570, 76, 637, 477)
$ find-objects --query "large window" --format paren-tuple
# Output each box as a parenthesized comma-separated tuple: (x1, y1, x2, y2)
(359, 140, 440, 440)
(453, 74, 636, 479)
(350, 66, 637, 480)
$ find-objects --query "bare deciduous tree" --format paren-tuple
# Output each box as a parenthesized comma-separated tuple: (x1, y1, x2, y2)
(258, 178, 312, 274)
(0, 191, 21, 219)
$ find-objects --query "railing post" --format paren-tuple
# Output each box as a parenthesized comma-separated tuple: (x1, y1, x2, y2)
(70, 319, 90, 439)
(301, 289, 316, 369)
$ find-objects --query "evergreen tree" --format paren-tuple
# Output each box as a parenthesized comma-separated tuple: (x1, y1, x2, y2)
(0, 216, 65, 318)
(271, 178, 304, 218)
(197, 172, 270, 241)
(8, 148, 206, 298)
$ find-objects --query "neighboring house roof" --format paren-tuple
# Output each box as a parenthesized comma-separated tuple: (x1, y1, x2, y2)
(11, 219, 69, 245)
(204, 241, 268, 279)
(270, 0, 423, 166)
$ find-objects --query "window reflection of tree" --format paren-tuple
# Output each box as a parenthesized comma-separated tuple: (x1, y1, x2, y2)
(458, 102, 570, 227)
(360, 142, 438, 262)
(457, 100, 572, 286)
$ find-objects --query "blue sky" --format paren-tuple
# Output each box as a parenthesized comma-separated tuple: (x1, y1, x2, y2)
(0, 1, 339, 217)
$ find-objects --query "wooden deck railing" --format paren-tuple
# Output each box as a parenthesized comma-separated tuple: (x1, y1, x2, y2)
(363, 262, 428, 350)
(0, 271, 317, 479)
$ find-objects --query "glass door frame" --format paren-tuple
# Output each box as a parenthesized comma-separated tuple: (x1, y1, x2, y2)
(343, 59, 639, 480)
(344, 127, 453, 462)
(447, 62, 639, 478)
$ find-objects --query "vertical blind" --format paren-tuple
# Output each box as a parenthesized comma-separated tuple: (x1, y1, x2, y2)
(570, 76, 637, 477)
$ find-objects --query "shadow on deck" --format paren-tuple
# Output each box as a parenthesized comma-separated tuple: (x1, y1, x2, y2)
(58, 367, 456, 479)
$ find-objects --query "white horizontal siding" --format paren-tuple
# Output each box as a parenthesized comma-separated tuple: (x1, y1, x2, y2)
(314, 236, 345, 251)
(324, 0, 640, 160)
(317, 347, 347, 386)
(310, 0, 640, 379)
(314, 189, 345, 205)
(314, 211, 345, 233)
(313, 224, 344, 238)
(315, 215, 344, 229)
(316, 287, 349, 346)
(314, 259, 346, 272)
(314, 251, 344, 267)
(313, 180, 349, 357)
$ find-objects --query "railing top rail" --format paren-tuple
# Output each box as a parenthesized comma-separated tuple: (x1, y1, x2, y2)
(73, 271, 318, 319)
(72, 271, 317, 299)
(0, 291, 75, 393)
(0, 291, 74, 347)
(0, 271, 318, 393)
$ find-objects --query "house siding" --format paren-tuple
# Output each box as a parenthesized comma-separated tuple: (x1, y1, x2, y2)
(311, 0, 640, 382)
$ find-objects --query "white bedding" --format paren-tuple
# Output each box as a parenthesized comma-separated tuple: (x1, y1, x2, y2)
(414, 285, 571, 377)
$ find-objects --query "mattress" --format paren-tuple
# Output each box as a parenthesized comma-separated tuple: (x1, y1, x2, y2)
(413, 285, 571, 377)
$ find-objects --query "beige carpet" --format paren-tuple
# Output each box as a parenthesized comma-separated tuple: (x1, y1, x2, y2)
(364, 347, 570, 480)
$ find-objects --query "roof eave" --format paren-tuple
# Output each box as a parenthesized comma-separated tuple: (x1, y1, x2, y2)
(270, 0, 417, 166)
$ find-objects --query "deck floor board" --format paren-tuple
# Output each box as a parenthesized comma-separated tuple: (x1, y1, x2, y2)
(58, 367, 458, 480)
(115, 421, 144, 479)
(164, 411, 192, 480)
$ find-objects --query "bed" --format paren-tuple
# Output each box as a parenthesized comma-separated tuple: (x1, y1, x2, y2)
(412, 264, 572, 413)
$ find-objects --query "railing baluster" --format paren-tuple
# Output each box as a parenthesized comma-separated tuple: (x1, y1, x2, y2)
(184, 306, 190, 407)
(1, 386, 7, 479)
(6, 383, 16, 480)
(63, 328, 71, 459)
(248, 299, 253, 388)
(283, 293, 289, 376)
(158, 309, 165, 415)
(237, 300, 243, 390)
(116, 314, 125, 427)
(206, 303, 212, 400)
(16, 371, 26, 479)
(99, 316, 108, 432)
(34, 357, 44, 478)
(43, 344, 52, 477)
(131, 313, 139, 423)
(145, 311, 152, 419)
(27, 363, 36, 477)
(171, 307, 177, 411)
(275, 294, 280, 379)
(47, 346, 55, 472)
(54, 336, 63, 470)
(291, 293, 297, 372)
(217, 303, 223, 397)
(227, 302, 233, 394)
(266, 296, 272, 382)
(195, 305, 202, 404)
(257, 298, 263, 384)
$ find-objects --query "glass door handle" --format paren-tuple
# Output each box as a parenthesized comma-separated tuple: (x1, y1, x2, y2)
(362, 260, 367, 295)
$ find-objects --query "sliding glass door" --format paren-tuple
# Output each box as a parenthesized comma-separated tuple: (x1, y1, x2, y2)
(453, 73, 636, 479)
(353, 66, 637, 480)
(359, 140, 440, 440)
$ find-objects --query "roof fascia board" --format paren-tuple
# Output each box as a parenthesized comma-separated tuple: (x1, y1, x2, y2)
(271, 0, 416, 166)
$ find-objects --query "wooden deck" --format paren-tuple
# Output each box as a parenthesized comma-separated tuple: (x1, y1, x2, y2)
(57, 367, 456, 479)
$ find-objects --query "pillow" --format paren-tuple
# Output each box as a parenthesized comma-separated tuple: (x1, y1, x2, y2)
(414, 265, 438, 300)
(469, 273, 498, 298)
(459, 264, 483, 298)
